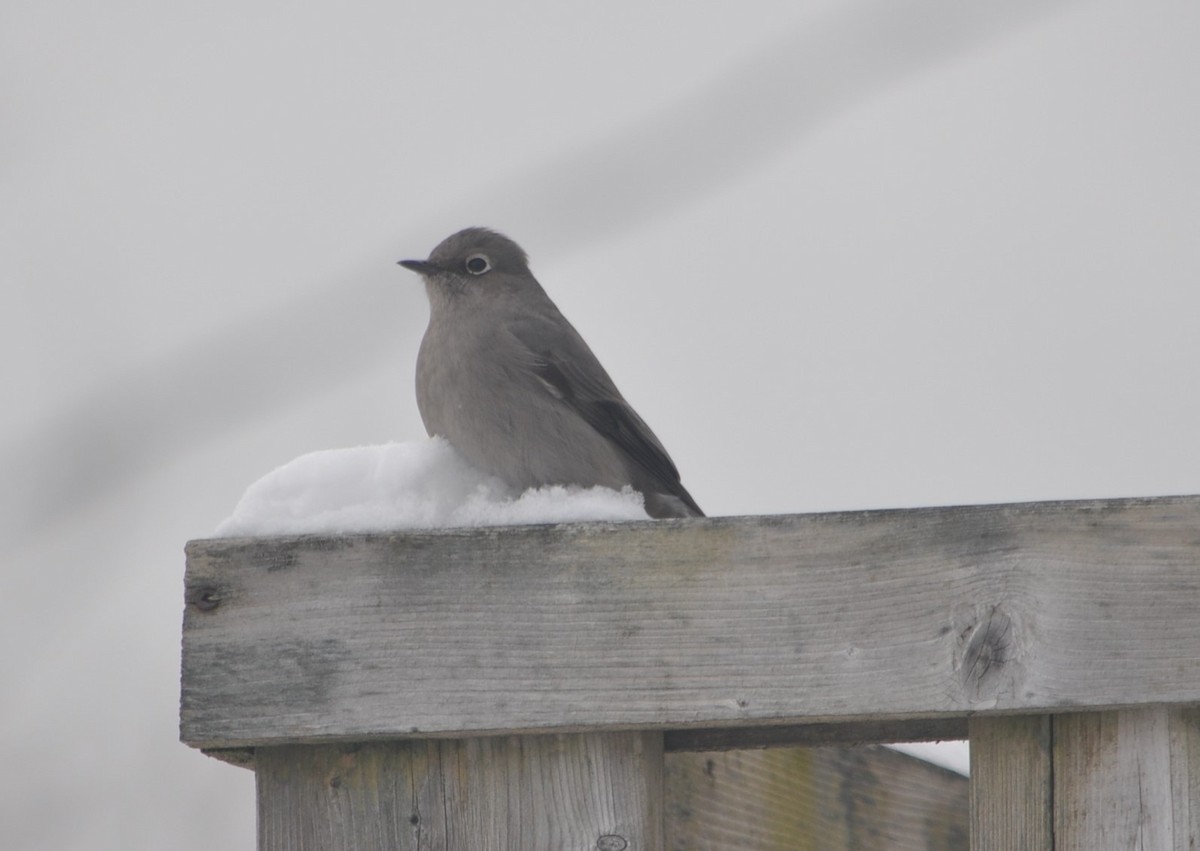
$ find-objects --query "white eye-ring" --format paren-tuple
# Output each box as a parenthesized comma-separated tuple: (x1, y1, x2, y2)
(465, 254, 491, 275)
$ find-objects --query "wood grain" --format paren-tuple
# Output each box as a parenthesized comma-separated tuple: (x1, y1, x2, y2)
(1169, 708, 1200, 847)
(665, 745, 967, 850)
(181, 495, 1200, 749)
(1053, 708, 1199, 850)
(256, 732, 663, 851)
(968, 715, 1051, 851)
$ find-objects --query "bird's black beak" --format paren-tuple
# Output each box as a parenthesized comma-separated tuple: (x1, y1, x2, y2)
(398, 259, 437, 274)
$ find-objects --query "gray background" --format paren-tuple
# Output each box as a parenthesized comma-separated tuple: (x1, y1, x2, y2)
(4, 0, 1197, 847)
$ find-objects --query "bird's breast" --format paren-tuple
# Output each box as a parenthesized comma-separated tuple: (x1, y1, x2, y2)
(415, 317, 630, 493)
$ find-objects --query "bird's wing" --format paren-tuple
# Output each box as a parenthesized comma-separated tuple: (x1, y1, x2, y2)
(507, 314, 699, 512)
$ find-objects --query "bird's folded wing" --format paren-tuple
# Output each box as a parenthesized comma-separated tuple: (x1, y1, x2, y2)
(507, 318, 683, 490)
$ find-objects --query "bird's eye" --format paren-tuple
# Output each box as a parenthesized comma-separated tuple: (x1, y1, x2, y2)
(465, 254, 491, 275)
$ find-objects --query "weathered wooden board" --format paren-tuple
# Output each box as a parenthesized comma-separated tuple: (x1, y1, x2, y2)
(969, 708, 1200, 850)
(666, 744, 968, 850)
(252, 737, 969, 851)
(182, 495, 1200, 749)
(1052, 708, 1200, 851)
(256, 732, 663, 851)
(969, 715, 1051, 850)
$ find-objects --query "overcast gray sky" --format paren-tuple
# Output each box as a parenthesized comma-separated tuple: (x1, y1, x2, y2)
(3, 0, 1198, 847)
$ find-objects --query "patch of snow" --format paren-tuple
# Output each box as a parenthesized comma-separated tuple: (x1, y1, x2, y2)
(215, 438, 648, 536)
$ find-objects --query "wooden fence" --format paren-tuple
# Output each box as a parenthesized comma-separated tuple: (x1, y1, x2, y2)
(181, 495, 1200, 849)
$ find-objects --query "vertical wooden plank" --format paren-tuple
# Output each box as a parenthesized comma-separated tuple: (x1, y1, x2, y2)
(257, 733, 663, 851)
(256, 741, 431, 851)
(1054, 708, 1185, 851)
(968, 715, 1052, 851)
(666, 745, 968, 850)
(974, 709, 1199, 850)
(438, 732, 664, 850)
(1168, 707, 1200, 846)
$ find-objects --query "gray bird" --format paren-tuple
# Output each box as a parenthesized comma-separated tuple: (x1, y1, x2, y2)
(399, 227, 703, 519)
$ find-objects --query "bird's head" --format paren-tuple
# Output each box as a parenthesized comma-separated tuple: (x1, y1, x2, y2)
(399, 227, 533, 292)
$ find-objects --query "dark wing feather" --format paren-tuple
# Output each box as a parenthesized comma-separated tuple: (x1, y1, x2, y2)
(509, 315, 702, 516)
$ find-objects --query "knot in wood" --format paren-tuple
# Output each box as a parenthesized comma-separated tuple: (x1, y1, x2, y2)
(596, 835, 628, 851)
(186, 583, 223, 612)
(959, 605, 1014, 701)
